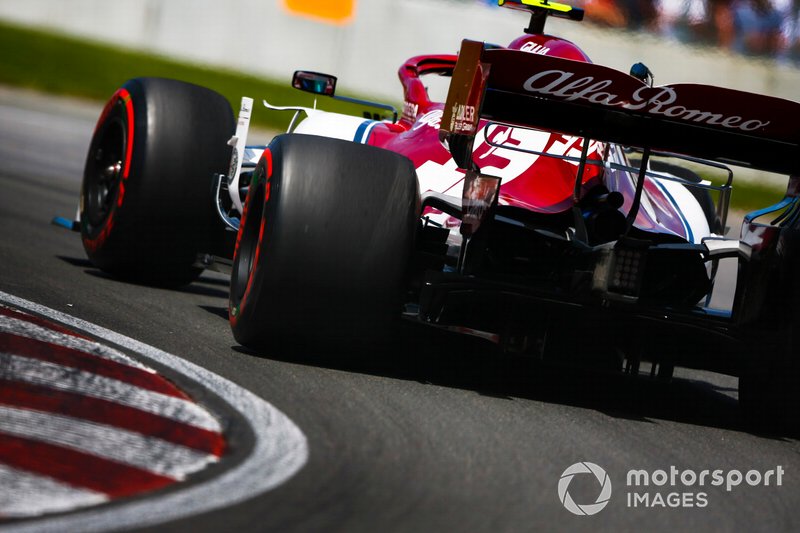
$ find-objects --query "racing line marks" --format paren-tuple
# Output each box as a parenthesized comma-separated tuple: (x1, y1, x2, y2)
(0, 292, 307, 530)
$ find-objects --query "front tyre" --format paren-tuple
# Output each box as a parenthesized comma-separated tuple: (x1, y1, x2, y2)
(81, 77, 234, 285)
(229, 134, 418, 350)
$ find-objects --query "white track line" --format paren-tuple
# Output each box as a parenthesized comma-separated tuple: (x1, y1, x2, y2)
(0, 406, 215, 479)
(0, 464, 107, 517)
(0, 291, 308, 533)
(0, 353, 222, 432)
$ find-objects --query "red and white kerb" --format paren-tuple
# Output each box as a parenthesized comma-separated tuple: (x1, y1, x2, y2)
(0, 306, 225, 518)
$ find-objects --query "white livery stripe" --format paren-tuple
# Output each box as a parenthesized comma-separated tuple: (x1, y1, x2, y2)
(0, 317, 151, 371)
(354, 119, 379, 144)
(653, 177, 711, 244)
(0, 406, 216, 480)
(0, 464, 108, 517)
(0, 353, 222, 433)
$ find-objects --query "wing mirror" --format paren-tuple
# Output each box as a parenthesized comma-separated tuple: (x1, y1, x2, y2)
(629, 63, 654, 87)
(292, 71, 337, 96)
(290, 69, 398, 122)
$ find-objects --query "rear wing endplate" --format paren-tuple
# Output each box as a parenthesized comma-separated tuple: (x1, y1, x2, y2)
(440, 40, 800, 176)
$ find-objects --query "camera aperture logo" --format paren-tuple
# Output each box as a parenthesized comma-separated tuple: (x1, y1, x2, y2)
(558, 462, 612, 516)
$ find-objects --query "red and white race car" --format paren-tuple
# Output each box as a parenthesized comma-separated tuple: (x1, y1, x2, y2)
(68, 0, 800, 430)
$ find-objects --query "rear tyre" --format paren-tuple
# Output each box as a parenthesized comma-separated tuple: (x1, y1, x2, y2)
(739, 339, 800, 435)
(229, 134, 418, 350)
(738, 225, 800, 434)
(80, 77, 234, 285)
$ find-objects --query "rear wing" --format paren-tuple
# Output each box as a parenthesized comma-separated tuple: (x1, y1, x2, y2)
(440, 40, 800, 176)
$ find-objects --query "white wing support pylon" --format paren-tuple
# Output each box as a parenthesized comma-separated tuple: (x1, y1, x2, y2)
(227, 97, 254, 215)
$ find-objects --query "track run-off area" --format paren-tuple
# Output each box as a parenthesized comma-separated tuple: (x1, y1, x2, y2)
(0, 86, 798, 531)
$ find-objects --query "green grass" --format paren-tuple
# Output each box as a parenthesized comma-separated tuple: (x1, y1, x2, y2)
(678, 165, 787, 216)
(0, 19, 787, 213)
(0, 19, 391, 130)
(723, 180, 786, 215)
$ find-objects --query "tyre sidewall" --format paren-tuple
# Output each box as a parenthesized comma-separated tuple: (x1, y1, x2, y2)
(81, 78, 233, 284)
(230, 134, 418, 349)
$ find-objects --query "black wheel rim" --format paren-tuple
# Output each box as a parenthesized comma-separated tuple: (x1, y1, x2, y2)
(85, 117, 125, 228)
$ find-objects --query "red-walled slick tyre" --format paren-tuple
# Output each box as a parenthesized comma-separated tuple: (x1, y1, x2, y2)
(80, 77, 234, 285)
(229, 134, 418, 350)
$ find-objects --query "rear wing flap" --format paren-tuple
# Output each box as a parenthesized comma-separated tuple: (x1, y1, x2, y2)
(440, 39, 800, 176)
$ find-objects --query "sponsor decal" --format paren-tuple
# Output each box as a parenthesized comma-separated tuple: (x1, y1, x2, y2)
(240, 99, 252, 115)
(520, 42, 550, 55)
(402, 101, 419, 123)
(450, 103, 477, 134)
(522, 70, 770, 132)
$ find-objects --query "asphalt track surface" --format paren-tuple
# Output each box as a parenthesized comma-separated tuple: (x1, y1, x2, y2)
(1, 85, 799, 532)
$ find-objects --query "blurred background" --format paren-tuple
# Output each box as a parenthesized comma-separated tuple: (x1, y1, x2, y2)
(1, 0, 799, 102)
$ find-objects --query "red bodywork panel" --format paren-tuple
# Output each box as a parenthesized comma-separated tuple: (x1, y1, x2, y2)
(375, 38, 606, 215)
(361, 34, 800, 242)
(363, 36, 690, 240)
